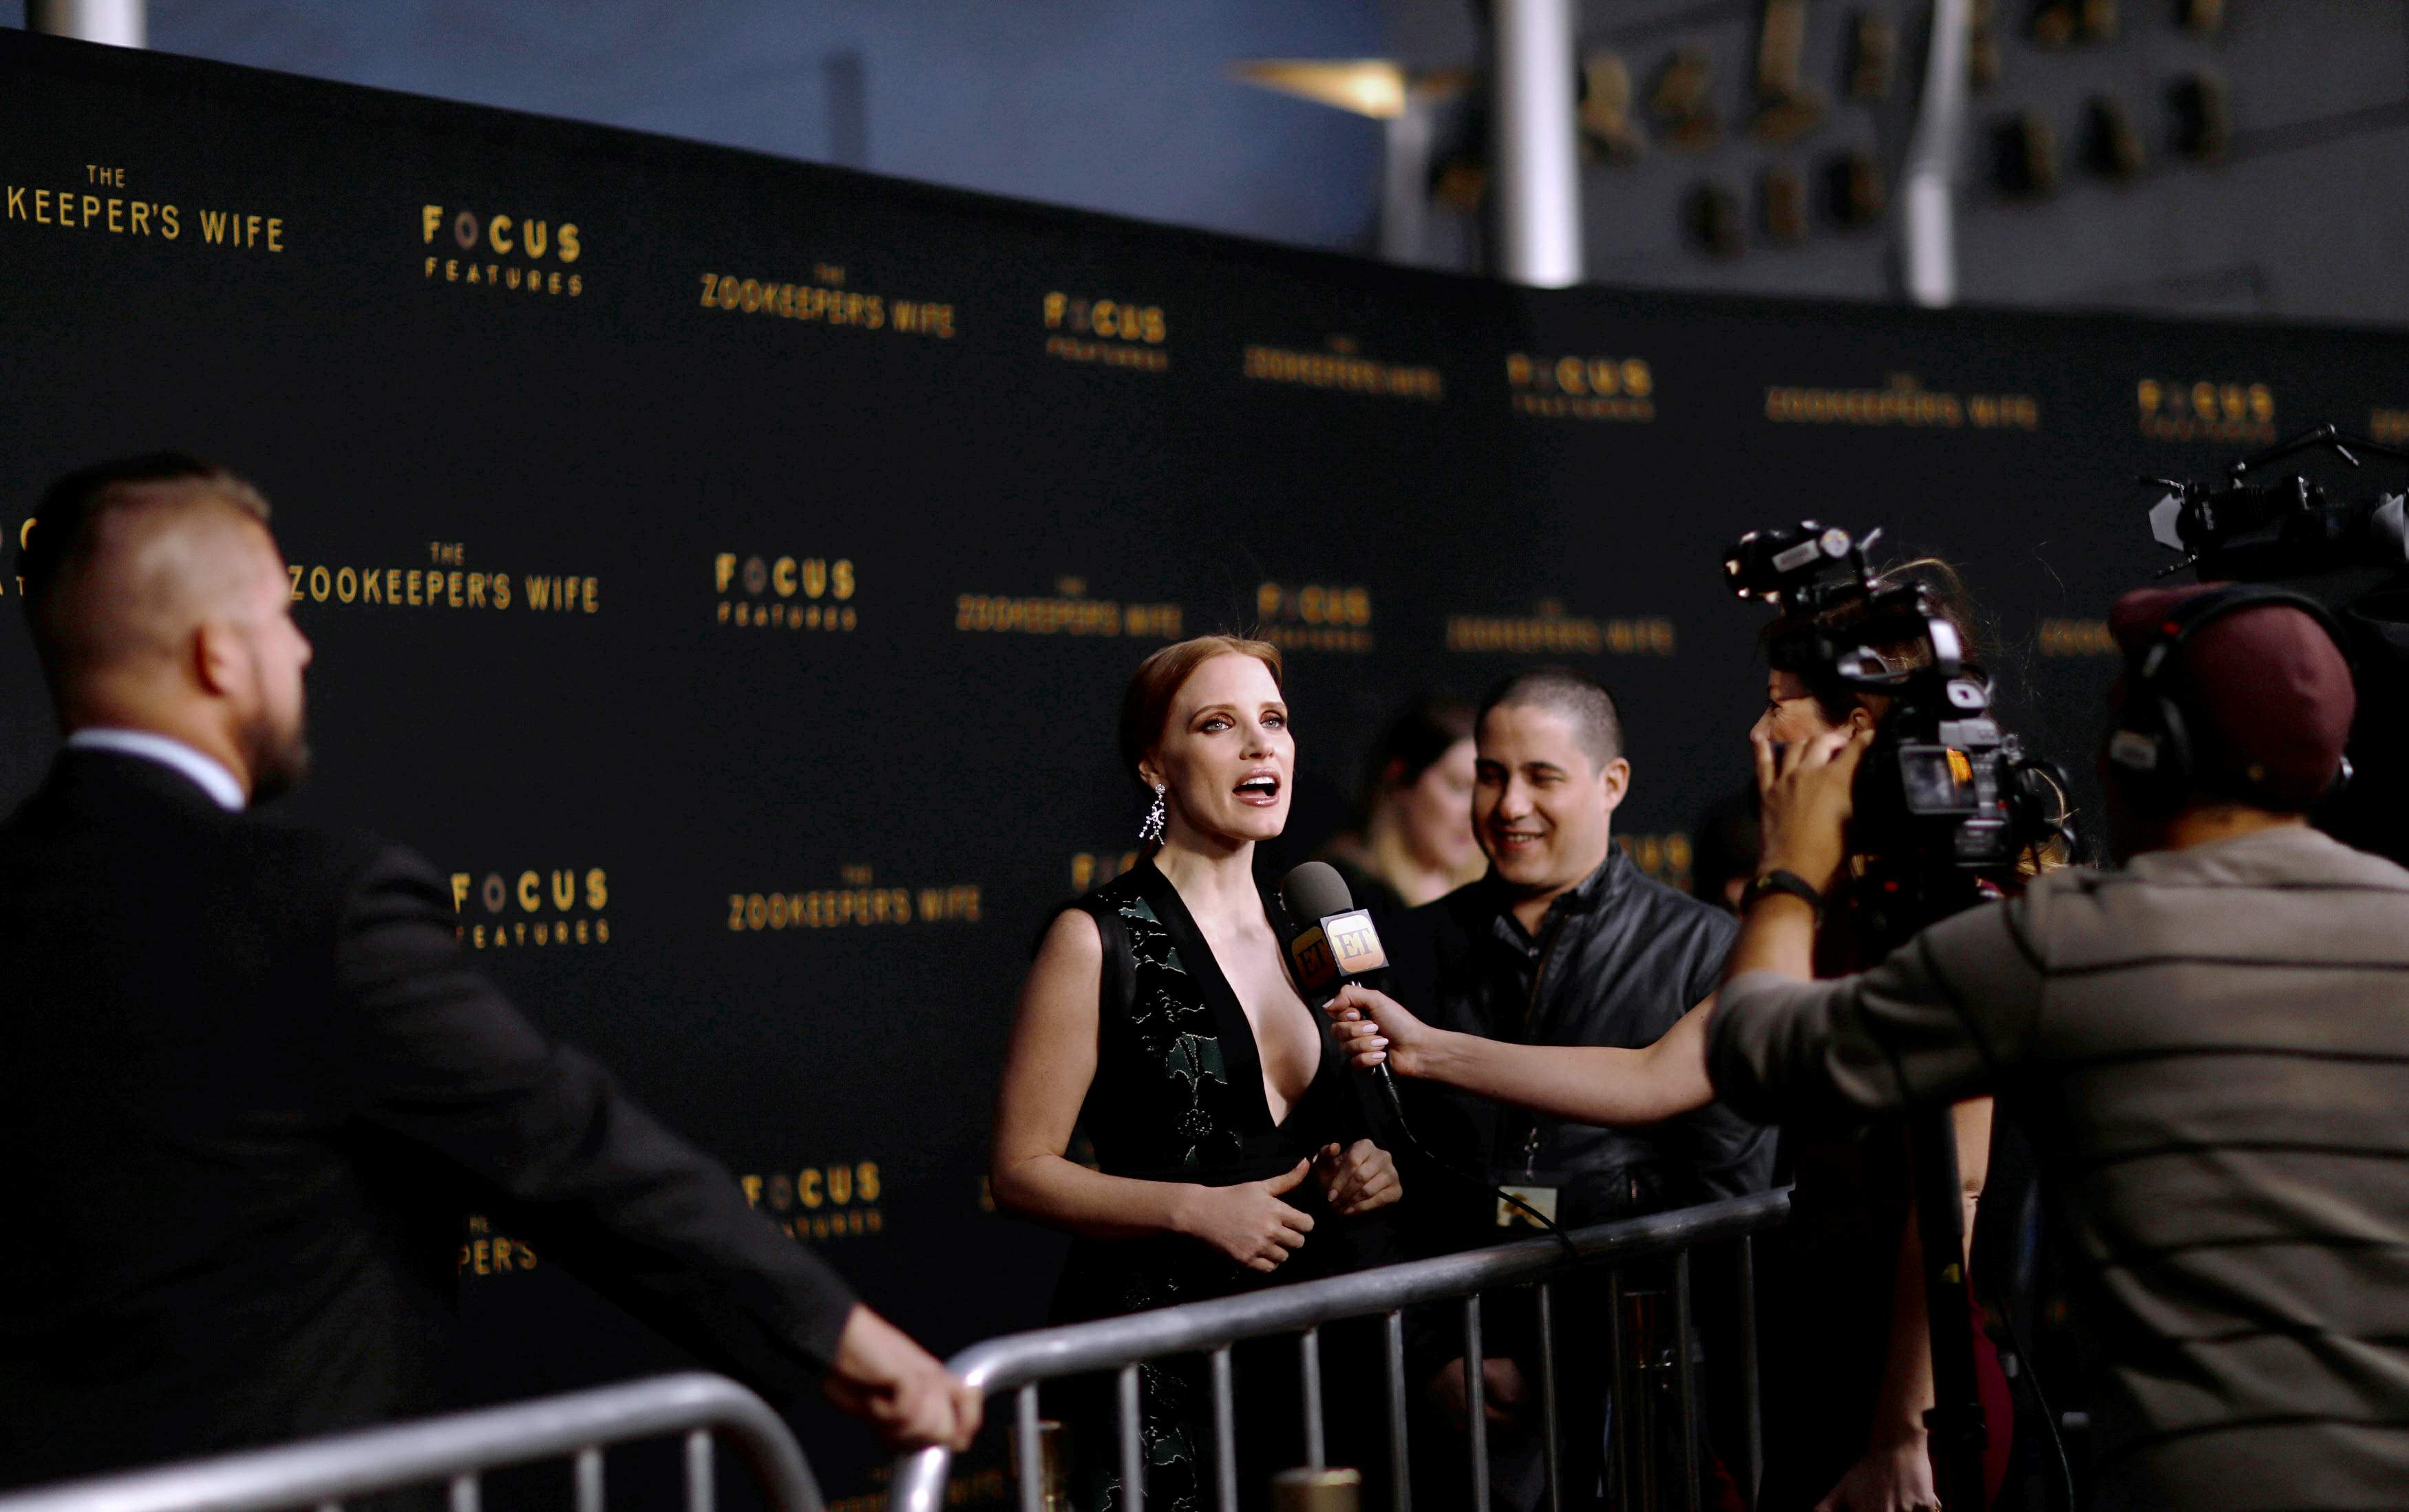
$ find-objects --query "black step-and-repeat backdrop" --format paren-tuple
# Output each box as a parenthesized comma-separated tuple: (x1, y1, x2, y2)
(8, 28, 2409, 1505)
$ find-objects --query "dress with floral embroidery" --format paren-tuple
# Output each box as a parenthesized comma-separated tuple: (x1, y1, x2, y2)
(1047, 858, 1388, 1512)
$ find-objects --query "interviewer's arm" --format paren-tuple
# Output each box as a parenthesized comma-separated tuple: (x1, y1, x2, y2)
(1708, 903, 2044, 1125)
(1326, 985, 1718, 1127)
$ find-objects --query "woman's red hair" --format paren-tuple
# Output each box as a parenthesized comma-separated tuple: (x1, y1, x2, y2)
(1117, 634, 1284, 788)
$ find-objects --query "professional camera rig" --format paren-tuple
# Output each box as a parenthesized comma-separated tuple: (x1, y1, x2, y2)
(2139, 423, 2409, 866)
(2143, 423, 2409, 581)
(1722, 521, 2068, 945)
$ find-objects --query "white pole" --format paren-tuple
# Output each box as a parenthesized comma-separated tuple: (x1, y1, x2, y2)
(26, 0, 147, 47)
(1491, 0, 1583, 287)
(1902, 0, 1972, 307)
(1381, 103, 1434, 266)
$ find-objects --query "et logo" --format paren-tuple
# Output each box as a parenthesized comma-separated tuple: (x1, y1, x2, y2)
(1287, 908, 1386, 994)
(421, 204, 581, 262)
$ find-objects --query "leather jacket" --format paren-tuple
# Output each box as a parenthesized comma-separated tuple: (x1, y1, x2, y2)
(1384, 846, 1779, 1246)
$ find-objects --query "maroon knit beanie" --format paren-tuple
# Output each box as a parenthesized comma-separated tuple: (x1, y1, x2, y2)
(2108, 584, 2356, 810)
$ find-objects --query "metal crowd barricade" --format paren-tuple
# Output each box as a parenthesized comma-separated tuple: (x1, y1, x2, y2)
(0, 1372, 823, 1512)
(891, 1188, 1790, 1512)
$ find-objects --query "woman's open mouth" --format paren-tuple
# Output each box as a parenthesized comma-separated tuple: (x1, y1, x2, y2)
(1234, 773, 1282, 806)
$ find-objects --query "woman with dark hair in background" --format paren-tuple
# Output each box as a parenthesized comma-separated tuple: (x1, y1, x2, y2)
(990, 634, 1404, 1511)
(1317, 696, 1484, 915)
(1323, 559, 2041, 1511)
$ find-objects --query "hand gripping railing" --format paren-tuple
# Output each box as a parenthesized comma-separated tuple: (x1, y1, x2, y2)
(0, 1372, 823, 1512)
(892, 1187, 1790, 1512)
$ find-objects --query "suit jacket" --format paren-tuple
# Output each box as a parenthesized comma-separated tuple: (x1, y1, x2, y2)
(0, 750, 860, 1489)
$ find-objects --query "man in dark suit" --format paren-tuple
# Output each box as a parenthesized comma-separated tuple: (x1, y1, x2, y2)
(0, 454, 979, 1490)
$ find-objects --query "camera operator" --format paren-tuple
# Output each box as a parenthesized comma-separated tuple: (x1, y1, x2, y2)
(1704, 580, 2405, 1510)
(1743, 561, 2019, 1512)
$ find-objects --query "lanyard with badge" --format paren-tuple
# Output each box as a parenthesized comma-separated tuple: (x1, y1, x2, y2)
(1497, 915, 1572, 1227)
(1496, 1126, 1564, 1228)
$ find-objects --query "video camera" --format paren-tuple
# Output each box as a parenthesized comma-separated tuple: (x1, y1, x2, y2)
(2144, 425, 2409, 581)
(1722, 522, 2068, 942)
(2141, 424, 2409, 864)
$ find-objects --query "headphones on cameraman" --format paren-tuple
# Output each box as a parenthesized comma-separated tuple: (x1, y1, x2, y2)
(2105, 582, 2353, 807)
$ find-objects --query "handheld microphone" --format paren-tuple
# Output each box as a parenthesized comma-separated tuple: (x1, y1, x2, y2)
(1277, 860, 1575, 1252)
(1280, 861, 1388, 998)
(1279, 861, 1406, 1122)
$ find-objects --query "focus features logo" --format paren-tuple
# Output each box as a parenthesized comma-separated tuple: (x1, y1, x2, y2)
(449, 866, 611, 950)
(1043, 290, 1169, 373)
(1506, 352, 1655, 422)
(715, 551, 857, 630)
(1255, 581, 1372, 654)
(421, 203, 583, 297)
(2136, 379, 2275, 445)
(740, 1160, 885, 1242)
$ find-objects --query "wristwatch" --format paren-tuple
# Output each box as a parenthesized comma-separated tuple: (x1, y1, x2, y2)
(1739, 868, 1824, 919)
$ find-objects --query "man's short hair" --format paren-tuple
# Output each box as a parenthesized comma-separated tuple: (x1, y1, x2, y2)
(1476, 667, 1626, 771)
(21, 453, 273, 691)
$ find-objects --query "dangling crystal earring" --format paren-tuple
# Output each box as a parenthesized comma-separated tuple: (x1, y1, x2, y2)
(1139, 783, 1167, 843)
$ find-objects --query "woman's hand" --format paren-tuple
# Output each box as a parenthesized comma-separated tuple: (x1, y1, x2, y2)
(1753, 726, 1873, 894)
(1324, 983, 1433, 1076)
(1175, 1159, 1317, 1273)
(1313, 1139, 1402, 1215)
(1814, 1431, 1938, 1512)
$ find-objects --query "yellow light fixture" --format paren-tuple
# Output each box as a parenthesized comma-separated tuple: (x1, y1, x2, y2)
(1233, 59, 1406, 118)
(1231, 61, 1469, 120)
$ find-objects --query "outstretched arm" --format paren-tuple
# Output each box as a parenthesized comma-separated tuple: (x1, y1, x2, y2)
(337, 844, 976, 1450)
(1326, 983, 1718, 1127)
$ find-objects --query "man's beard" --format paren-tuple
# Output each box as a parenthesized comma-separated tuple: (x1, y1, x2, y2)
(241, 705, 312, 805)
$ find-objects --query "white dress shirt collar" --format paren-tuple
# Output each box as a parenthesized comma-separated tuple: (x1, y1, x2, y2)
(65, 728, 246, 812)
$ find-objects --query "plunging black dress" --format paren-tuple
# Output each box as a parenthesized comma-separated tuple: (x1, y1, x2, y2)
(1048, 858, 1399, 1512)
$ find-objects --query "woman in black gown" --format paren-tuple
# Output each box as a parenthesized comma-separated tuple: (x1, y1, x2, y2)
(991, 634, 1405, 1511)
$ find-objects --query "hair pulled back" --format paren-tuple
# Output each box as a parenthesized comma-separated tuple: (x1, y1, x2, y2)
(1118, 634, 1283, 789)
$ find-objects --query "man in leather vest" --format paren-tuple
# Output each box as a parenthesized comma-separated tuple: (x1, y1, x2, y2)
(1385, 667, 1775, 1509)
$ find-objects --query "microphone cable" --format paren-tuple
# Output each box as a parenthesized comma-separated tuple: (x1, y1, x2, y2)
(1359, 1055, 1580, 1260)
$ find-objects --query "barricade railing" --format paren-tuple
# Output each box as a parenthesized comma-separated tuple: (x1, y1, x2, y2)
(891, 1186, 1791, 1512)
(0, 1371, 823, 1512)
